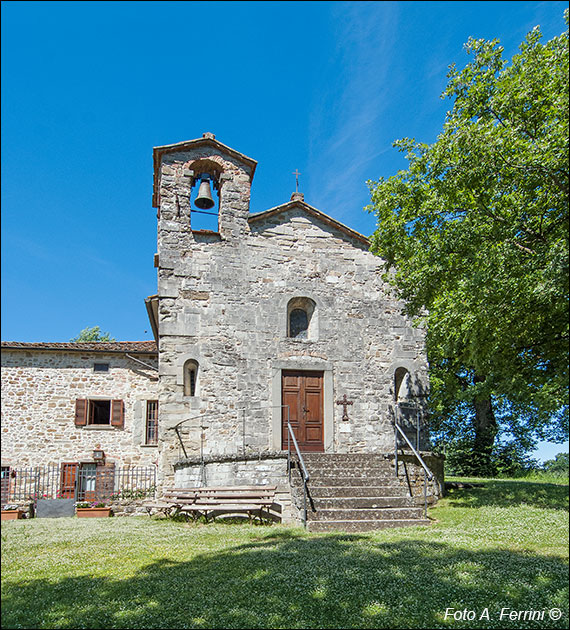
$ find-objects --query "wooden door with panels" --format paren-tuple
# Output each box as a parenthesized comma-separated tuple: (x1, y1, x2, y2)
(282, 370, 324, 452)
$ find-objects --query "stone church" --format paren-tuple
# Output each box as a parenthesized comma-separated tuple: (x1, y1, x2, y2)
(1, 134, 442, 529)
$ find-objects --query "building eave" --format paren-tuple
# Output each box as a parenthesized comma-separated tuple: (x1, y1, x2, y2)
(145, 295, 159, 345)
(1, 341, 157, 355)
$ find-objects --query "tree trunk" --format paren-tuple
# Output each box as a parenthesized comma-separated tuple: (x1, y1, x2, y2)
(471, 375, 498, 476)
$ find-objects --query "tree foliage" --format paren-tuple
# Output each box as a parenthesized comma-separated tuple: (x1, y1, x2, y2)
(368, 12, 569, 474)
(542, 452, 569, 476)
(70, 326, 116, 342)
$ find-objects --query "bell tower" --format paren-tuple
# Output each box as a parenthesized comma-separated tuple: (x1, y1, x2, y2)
(152, 132, 257, 239)
(151, 134, 257, 480)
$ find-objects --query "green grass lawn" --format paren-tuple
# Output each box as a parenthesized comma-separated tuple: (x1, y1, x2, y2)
(2, 478, 568, 629)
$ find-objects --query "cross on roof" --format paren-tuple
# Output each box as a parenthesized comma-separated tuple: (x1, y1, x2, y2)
(292, 169, 301, 193)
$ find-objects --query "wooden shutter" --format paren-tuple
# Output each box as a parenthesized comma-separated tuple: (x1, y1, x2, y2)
(110, 400, 124, 428)
(75, 399, 88, 426)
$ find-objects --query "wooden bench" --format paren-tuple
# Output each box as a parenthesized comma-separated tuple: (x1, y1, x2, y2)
(143, 488, 199, 518)
(144, 486, 278, 523)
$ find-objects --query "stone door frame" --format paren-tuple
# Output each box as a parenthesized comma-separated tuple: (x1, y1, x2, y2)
(271, 359, 333, 452)
(281, 370, 324, 452)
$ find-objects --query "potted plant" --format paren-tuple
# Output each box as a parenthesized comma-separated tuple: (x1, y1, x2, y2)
(1, 504, 25, 520)
(75, 501, 113, 518)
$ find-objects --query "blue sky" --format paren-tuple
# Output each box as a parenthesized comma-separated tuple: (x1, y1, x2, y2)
(1, 1, 567, 461)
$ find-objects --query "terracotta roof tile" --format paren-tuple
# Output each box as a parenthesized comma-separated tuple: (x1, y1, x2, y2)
(1, 341, 157, 354)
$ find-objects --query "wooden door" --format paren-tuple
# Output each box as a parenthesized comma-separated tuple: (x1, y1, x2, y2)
(60, 463, 78, 499)
(282, 370, 324, 452)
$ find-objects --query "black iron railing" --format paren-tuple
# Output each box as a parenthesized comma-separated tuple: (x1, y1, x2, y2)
(1, 465, 157, 504)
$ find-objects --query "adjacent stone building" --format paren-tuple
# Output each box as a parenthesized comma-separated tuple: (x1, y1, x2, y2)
(1, 342, 158, 469)
(1, 134, 441, 527)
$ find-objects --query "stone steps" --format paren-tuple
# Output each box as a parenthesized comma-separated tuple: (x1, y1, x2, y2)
(308, 507, 424, 521)
(304, 476, 403, 487)
(306, 469, 399, 477)
(312, 496, 416, 509)
(308, 519, 431, 532)
(309, 486, 405, 498)
(291, 453, 431, 532)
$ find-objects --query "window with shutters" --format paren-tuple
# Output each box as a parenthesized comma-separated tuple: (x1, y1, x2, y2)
(75, 399, 124, 428)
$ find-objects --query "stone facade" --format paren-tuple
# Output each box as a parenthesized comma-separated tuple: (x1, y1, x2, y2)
(153, 135, 430, 485)
(1, 345, 158, 469)
(1, 135, 440, 520)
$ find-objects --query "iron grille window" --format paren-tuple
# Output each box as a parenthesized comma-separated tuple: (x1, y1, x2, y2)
(93, 363, 110, 372)
(145, 400, 158, 445)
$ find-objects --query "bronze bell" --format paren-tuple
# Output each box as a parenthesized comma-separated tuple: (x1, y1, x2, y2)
(194, 174, 215, 210)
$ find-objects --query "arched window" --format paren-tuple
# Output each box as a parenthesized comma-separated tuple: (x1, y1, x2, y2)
(394, 367, 412, 402)
(183, 360, 199, 397)
(287, 297, 317, 340)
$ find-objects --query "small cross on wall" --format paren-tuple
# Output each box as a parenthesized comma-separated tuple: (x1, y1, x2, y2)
(336, 394, 354, 421)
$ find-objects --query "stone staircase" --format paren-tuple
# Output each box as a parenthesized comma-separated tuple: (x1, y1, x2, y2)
(290, 453, 431, 532)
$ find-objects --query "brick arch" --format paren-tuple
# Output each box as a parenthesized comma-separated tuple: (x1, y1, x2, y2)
(186, 158, 224, 190)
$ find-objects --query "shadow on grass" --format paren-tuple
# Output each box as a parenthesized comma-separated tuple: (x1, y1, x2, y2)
(445, 479, 569, 511)
(2, 531, 568, 629)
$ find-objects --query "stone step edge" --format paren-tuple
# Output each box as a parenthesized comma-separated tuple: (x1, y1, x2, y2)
(307, 519, 431, 530)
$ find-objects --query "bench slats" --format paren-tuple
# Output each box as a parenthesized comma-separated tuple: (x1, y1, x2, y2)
(146, 485, 278, 522)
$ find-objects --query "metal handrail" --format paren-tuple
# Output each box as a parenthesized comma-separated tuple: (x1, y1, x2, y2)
(287, 422, 310, 483)
(393, 421, 433, 480)
(392, 416, 433, 519)
(287, 420, 310, 528)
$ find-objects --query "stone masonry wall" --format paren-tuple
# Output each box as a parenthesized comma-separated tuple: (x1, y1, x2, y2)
(156, 142, 429, 484)
(1, 350, 159, 469)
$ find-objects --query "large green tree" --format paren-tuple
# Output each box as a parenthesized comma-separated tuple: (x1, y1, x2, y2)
(368, 12, 569, 475)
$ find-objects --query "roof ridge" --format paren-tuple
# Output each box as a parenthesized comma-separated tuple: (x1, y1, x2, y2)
(248, 201, 370, 246)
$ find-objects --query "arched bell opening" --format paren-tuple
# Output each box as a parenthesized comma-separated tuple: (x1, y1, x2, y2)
(188, 159, 222, 232)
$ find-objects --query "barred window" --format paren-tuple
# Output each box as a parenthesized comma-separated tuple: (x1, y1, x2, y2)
(145, 400, 159, 445)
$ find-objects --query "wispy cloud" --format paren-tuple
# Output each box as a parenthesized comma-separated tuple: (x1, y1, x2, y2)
(307, 2, 401, 227)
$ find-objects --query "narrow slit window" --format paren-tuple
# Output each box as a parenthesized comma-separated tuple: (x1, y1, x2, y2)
(183, 360, 198, 397)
